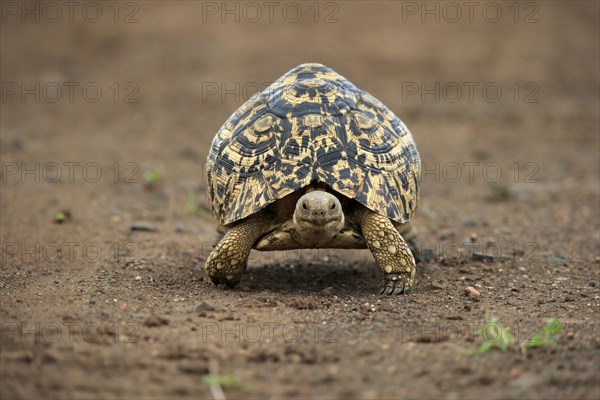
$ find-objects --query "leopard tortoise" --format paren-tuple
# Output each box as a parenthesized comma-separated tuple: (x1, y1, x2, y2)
(205, 63, 421, 294)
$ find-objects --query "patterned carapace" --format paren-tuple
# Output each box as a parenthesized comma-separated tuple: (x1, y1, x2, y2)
(206, 63, 421, 225)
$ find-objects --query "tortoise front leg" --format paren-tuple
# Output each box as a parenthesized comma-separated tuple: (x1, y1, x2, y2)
(355, 208, 416, 295)
(205, 218, 270, 286)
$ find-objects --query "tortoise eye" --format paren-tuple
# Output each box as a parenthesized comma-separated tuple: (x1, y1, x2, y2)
(330, 202, 336, 210)
(302, 201, 308, 211)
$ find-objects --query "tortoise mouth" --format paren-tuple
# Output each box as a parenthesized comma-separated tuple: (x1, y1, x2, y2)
(297, 216, 343, 227)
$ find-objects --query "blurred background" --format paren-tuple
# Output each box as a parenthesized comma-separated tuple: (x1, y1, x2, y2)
(2, 1, 598, 238)
(1, 1, 599, 399)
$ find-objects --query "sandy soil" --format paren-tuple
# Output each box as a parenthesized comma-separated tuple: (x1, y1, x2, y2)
(1, 1, 599, 399)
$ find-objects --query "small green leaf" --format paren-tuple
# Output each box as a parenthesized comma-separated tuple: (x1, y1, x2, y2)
(54, 210, 71, 224)
(521, 318, 562, 354)
(143, 169, 162, 184)
(472, 341, 494, 355)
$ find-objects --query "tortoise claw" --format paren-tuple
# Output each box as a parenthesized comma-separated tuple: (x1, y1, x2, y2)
(381, 277, 410, 295)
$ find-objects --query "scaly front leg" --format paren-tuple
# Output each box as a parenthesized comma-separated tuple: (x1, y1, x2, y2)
(205, 218, 270, 286)
(355, 207, 416, 295)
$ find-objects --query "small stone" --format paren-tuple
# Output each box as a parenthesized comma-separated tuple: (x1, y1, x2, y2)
(472, 252, 511, 263)
(195, 301, 224, 314)
(508, 367, 522, 379)
(130, 221, 158, 232)
(179, 360, 209, 375)
(62, 314, 77, 322)
(144, 315, 169, 327)
(464, 286, 481, 301)
(545, 255, 569, 266)
(134, 275, 142, 281)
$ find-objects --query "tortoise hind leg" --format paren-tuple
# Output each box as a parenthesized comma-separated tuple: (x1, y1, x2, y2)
(394, 221, 422, 263)
(205, 218, 270, 286)
(355, 208, 416, 295)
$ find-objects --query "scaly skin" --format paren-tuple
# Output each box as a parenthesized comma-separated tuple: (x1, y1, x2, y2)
(207, 190, 417, 294)
(354, 207, 416, 295)
(205, 218, 271, 286)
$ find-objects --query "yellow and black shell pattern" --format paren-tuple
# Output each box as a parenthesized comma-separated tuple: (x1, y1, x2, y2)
(206, 63, 421, 226)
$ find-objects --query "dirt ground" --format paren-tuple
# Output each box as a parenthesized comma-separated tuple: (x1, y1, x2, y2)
(1, 1, 599, 399)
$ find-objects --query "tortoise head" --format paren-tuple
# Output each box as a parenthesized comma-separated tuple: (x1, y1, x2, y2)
(293, 190, 344, 236)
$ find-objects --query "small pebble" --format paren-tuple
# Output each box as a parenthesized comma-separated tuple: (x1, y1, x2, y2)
(195, 301, 224, 315)
(144, 315, 169, 327)
(545, 255, 569, 266)
(508, 367, 522, 379)
(472, 252, 511, 263)
(130, 221, 158, 232)
(464, 286, 481, 301)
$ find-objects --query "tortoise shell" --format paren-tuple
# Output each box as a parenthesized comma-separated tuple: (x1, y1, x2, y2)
(206, 63, 421, 226)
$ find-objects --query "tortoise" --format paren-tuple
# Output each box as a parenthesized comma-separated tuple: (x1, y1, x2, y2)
(205, 63, 421, 294)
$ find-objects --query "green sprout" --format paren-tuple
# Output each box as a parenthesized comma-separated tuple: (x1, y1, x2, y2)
(468, 311, 562, 356)
(521, 318, 562, 354)
(472, 311, 514, 355)
(54, 210, 71, 224)
(143, 169, 162, 184)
